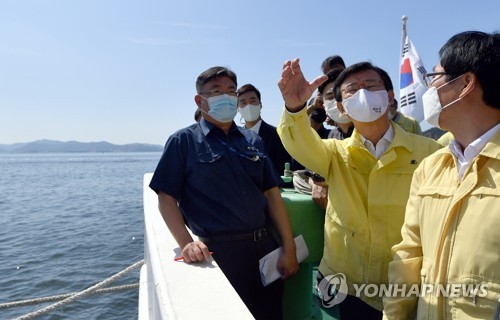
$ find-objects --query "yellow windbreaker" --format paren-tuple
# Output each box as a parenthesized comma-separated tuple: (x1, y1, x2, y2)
(395, 111, 422, 135)
(383, 130, 500, 320)
(277, 108, 441, 310)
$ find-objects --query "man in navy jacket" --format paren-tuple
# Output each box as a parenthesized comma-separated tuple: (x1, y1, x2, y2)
(237, 84, 292, 185)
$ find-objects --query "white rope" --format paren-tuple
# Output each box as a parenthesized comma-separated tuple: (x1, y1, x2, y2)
(15, 260, 144, 320)
(0, 283, 139, 309)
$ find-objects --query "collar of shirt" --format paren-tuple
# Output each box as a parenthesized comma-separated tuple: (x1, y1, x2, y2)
(246, 119, 262, 133)
(392, 111, 401, 122)
(199, 118, 243, 137)
(449, 123, 500, 180)
(360, 125, 395, 159)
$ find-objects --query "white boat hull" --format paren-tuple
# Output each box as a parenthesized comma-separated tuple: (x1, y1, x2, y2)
(138, 173, 253, 319)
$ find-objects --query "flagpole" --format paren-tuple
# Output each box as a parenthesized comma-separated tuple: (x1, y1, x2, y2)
(399, 15, 408, 103)
(401, 15, 408, 56)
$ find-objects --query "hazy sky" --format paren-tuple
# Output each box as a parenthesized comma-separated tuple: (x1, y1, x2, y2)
(1, 0, 499, 145)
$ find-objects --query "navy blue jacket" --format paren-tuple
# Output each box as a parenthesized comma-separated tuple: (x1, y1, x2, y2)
(150, 118, 282, 236)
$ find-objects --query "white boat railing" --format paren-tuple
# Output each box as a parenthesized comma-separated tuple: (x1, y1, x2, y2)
(139, 173, 253, 320)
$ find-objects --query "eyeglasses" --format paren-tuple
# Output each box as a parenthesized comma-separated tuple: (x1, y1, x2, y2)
(341, 79, 383, 96)
(423, 72, 448, 88)
(200, 89, 238, 97)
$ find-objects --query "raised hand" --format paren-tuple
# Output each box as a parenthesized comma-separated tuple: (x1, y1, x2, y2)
(278, 58, 328, 111)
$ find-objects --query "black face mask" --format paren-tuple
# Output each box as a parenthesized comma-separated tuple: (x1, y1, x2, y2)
(310, 108, 327, 123)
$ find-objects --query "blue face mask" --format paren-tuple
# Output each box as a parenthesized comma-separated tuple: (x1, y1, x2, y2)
(202, 94, 238, 123)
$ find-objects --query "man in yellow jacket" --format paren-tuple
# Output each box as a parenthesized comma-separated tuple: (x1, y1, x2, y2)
(277, 60, 441, 319)
(383, 31, 500, 319)
(389, 99, 422, 135)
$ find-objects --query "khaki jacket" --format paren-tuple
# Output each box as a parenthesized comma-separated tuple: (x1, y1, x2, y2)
(395, 111, 422, 135)
(383, 130, 500, 319)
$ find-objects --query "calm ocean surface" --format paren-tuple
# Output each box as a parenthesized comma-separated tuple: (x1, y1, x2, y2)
(0, 152, 162, 320)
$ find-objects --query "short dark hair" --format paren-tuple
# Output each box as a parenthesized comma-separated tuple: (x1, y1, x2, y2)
(333, 62, 392, 102)
(439, 31, 500, 109)
(194, 108, 201, 122)
(237, 84, 261, 101)
(321, 55, 346, 74)
(196, 66, 237, 94)
(374, 66, 394, 91)
(318, 68, 344, 95)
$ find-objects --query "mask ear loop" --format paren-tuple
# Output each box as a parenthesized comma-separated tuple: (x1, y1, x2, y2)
(437, 74, 473, 111)
(436, 73, 466, 90)
(197, 94, 210, 116)
(336, 101, 348, 118)
(440, 95, 462, 112)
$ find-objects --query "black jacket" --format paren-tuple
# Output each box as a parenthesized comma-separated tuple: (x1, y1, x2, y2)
(258, 120, 292, 183)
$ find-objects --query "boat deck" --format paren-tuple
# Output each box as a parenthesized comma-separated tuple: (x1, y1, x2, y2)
(140, 174, 340, 319)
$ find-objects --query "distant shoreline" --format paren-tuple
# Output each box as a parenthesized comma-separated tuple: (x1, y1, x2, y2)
(0, 139, 164, 153)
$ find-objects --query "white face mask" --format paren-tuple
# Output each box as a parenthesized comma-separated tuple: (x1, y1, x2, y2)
(238, 104, 261, 122)
(423, 74, 465, 129)
(341, 89, 389, 123)
(324, 99, 352, 124)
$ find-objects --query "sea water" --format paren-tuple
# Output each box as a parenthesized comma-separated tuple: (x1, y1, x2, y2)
(0, 152, 162, 319)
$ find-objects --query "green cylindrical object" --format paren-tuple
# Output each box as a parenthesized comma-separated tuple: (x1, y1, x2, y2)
(281, 162, 293, 184)
(281, 189, 325, 320)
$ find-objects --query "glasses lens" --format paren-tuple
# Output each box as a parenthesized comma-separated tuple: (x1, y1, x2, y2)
(424, 75, 431, 87)
(203, 90, 238, 97)
(424, 72, 447, 87)
(343, 79, 381, 95)
(343, 84, 358, 95)
(364, 79, 381, 91)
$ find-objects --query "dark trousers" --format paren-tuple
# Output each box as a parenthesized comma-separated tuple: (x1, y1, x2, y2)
(207, 236, 284, 320)
(338, 295, 382, 320)
(317, 271, 382, 320)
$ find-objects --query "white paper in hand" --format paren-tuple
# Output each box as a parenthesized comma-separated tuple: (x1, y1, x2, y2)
(258, 234, 309, 286)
